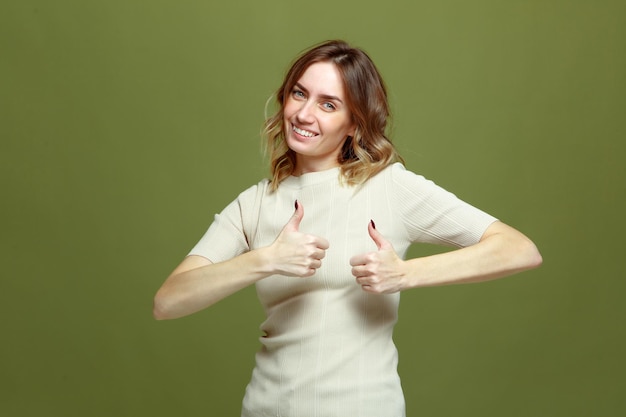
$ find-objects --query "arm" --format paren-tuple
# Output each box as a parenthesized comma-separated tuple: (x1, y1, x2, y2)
(350, 220, 542, 293)
(153, 251, 270, 320)
(153, 202, 329, 320)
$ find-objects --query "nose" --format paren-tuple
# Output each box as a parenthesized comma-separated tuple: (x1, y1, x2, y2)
(295, 101, 315, 124)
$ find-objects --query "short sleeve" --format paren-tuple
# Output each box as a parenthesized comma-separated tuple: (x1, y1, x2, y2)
(390, 163, 497, 247)
(187, 182, 266, 263)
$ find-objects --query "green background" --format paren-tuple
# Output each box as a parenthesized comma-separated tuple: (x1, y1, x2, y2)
(2, 0, 624, 416)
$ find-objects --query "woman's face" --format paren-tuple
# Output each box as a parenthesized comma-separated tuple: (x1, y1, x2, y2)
(283, 61, 355, 174)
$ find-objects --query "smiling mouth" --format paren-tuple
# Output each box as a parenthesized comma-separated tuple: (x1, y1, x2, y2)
(292, 125, 318, 138)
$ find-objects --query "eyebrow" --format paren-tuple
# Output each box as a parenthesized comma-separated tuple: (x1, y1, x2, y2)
(295, 82, 344, 104)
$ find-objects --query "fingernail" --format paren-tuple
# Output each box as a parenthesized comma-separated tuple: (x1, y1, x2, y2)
(370, 219, 376, 229)
(295, 200, 299, 210)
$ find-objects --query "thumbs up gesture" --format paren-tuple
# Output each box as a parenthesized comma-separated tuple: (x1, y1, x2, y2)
(268, 201, 330, 277)
(349, 220, 407, 293)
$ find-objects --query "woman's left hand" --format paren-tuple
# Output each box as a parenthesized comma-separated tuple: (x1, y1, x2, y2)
(349, 221, 407, 294)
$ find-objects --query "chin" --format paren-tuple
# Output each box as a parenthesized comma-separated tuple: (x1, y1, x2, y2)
(285, 140, 310, 156)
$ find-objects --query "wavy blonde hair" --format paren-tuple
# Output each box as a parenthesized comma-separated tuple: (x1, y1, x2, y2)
(264, 40, 403, 191)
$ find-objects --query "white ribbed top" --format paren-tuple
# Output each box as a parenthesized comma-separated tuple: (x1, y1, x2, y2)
(189, 163, 496, 417)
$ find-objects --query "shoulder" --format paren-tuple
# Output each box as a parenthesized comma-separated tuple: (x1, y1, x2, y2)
(234, 178, 271, 204)
(215, 178, 271, 218)
(370, 162, 462, 206)
(369, 162, 432, 190)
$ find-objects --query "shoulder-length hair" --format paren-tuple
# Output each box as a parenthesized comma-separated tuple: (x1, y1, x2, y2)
(264, 40, 403, 191)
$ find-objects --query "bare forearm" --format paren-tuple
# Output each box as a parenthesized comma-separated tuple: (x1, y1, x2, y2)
(405, 222, 542, 288)
(153, 249, 272, 320)
(154, 203, 330, 320)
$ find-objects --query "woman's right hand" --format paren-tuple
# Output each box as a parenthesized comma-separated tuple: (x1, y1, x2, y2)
(153, 201, 329, 320)
(267, 201, 329, 277)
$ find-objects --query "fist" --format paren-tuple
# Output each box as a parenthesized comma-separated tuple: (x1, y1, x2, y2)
(270, 201, 330, 277)
(349, 220, 406, 293)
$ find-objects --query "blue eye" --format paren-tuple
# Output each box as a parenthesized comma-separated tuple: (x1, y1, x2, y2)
(322, 102, 336, 111)
(292, 89, 305, 99)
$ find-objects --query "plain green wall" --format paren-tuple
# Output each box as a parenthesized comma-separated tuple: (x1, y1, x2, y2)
(2, 0, 625, 416)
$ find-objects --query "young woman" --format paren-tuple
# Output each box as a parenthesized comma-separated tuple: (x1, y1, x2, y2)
(153, 40, 542, 417)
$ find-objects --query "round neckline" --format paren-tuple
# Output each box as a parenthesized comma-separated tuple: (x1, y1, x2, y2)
(281, 166, 341, 188)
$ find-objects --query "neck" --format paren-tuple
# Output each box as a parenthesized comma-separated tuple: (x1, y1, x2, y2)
(293, 157, 340, 176)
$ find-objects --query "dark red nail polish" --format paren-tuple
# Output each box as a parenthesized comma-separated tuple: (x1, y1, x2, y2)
(295, 200, 299, 210)
(370, 219, 376, 229)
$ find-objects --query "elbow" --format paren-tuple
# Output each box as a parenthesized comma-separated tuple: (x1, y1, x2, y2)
(152, 291, 175, 320)
(530, 244, 543, 269)
(518, 237, 543, 272)
(152, 299, 167, 320)
(153, 286, 196, 320)
(152, 303, 167, 321)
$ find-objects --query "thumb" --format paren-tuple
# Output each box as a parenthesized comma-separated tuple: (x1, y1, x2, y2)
(283, 200, 304, 232)
(368, 219, 392, 250)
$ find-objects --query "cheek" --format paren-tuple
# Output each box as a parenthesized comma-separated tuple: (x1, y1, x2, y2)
(329, 117, 354, 137)
(283, 98, 297, 118)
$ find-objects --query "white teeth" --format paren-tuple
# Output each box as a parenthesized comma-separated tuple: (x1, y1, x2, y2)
(293, 126, 316, 138)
